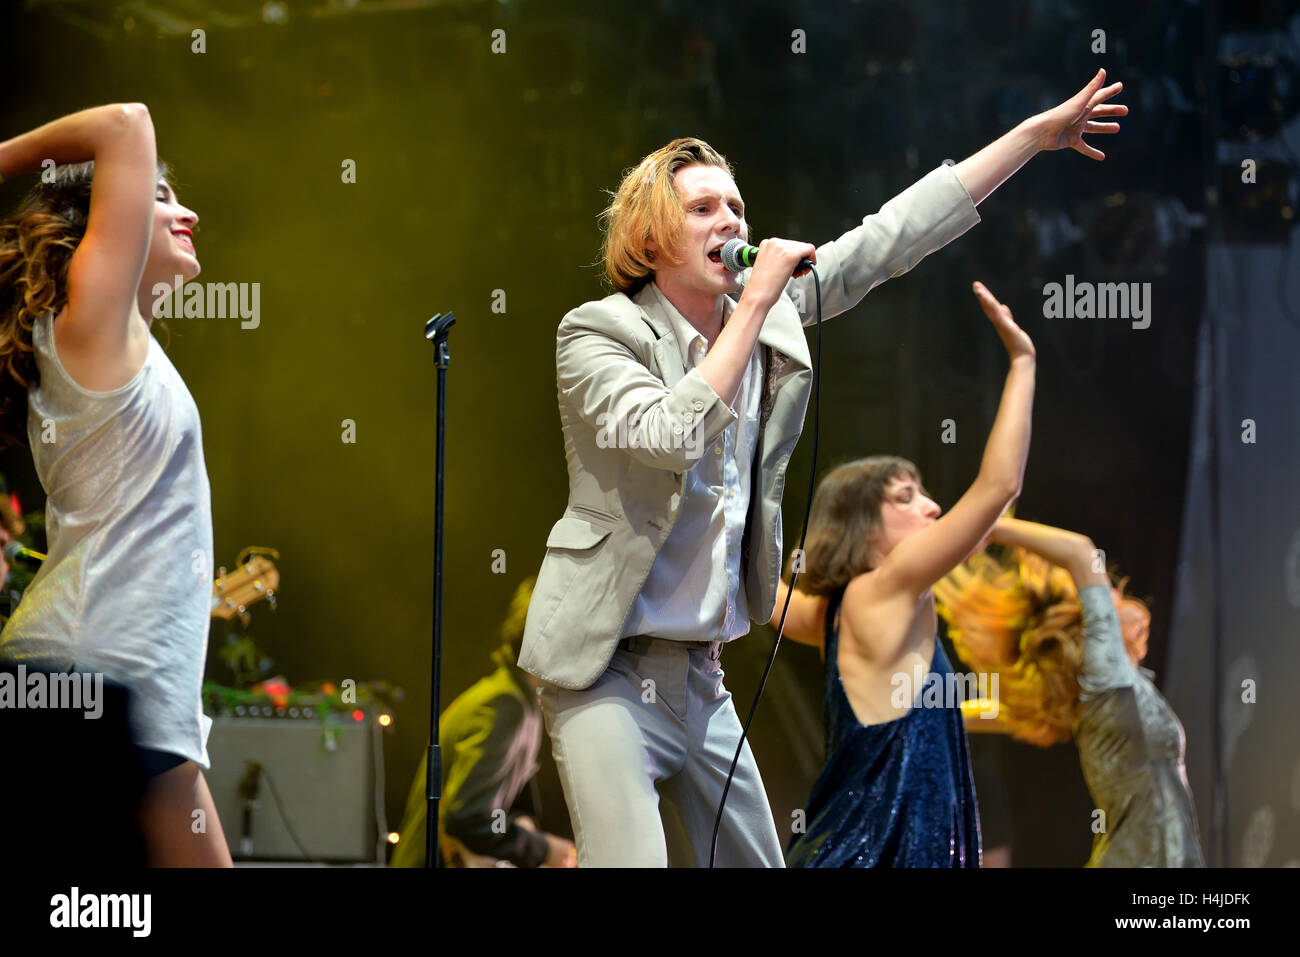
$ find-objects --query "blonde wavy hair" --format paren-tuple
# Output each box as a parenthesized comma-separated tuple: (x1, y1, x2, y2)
(935, 549, 1146, 746)
(0, 159, 171, 446)
(599, 137, 742, 295)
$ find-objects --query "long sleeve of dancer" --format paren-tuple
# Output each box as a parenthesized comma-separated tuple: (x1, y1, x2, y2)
(784, 162, 981, 326)
(1077, 584, 1137, 697)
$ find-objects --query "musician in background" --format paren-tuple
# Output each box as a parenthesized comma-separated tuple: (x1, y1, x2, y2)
(390, 576, 577, 868)
(0, 473, 25, 618)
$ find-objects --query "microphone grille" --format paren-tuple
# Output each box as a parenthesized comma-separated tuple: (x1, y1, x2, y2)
(720, 238, 751, 273)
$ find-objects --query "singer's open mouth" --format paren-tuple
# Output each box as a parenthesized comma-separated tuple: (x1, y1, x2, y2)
(708, 249, 722, 263)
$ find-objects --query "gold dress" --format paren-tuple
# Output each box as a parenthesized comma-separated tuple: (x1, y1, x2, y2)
(1073, 585, 1204, 867)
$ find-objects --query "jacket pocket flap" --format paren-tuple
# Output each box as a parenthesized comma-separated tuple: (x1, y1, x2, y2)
(545, 514, 614, 550)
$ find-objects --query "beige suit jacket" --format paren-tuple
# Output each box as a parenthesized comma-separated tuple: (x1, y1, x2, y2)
(520, 164, 981, 689)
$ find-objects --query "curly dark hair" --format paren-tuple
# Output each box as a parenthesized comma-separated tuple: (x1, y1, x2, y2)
(0, 159, 171, 446)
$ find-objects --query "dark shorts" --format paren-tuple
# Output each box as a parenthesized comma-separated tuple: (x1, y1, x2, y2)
(138, 747, 188, 779)
(0, 663, 149, 864)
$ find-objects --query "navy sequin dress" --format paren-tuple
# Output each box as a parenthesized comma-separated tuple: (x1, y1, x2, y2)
(786, 587, 982, 867)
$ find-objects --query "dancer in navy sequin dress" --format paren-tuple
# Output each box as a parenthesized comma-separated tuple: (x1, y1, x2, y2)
(771, 281, 1036, 868)
(786, 588, 980, 866)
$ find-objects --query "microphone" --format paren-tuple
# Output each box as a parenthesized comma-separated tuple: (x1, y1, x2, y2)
(3, 541, 45, 564)
(720, 237, 814, 275)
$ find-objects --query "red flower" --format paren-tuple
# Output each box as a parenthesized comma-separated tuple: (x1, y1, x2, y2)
(254, 677, 291, 708)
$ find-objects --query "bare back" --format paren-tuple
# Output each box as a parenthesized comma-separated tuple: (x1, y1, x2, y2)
(835, 572, 940, 725)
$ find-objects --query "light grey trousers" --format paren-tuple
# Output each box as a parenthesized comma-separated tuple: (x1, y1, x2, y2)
(537, 635, 785, 867)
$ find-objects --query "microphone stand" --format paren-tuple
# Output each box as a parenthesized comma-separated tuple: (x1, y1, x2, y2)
(423, 311, 456, 869)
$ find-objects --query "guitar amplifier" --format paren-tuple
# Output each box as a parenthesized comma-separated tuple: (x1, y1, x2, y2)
(205, 712, 387, 863)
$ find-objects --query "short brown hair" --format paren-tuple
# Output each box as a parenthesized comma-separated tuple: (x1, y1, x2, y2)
(793, 456, 922, 597)
(599, 137, 740, 295)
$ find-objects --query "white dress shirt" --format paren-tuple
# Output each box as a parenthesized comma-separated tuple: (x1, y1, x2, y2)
(622, 281, 763, 642)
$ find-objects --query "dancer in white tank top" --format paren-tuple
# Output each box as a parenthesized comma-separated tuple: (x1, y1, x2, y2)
(0, 104, 232, 866)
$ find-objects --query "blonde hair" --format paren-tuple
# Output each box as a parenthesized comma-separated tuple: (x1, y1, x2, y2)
(934, 549, 1088, 745)
(599, 137, 739, 295)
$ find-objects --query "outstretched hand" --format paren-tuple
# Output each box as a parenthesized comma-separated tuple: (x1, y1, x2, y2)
(972, 281, 1035, 361)
(1036, 68, 1128, 160)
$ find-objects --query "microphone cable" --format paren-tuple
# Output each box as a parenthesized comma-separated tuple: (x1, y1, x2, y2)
(709, 265, 823, 867)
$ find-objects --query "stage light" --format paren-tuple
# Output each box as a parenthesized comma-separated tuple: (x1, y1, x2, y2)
(261, 2, 289, 26)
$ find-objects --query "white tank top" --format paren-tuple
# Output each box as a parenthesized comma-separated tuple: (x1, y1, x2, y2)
(0, 312, 214, 767)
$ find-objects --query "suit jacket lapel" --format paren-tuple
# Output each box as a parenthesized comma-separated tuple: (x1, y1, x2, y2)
(756, 298, 811, 372)
(632, 285, 688, 388)
(632, 284, 811, 390)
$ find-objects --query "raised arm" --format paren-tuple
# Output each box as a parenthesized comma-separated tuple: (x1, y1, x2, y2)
(990, 517, 1133, 694)
(868, 282, 1035, 605)
(953, 69, 1128, 206)
(988, 517, 1109, 589)
(782, 162, 981, 328)
(0, 104, 158, 354)
(776, 71, 1127, 330)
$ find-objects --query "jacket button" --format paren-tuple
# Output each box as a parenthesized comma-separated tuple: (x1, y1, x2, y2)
(693, 400, 704, 411)
(683, 411, 695, 424)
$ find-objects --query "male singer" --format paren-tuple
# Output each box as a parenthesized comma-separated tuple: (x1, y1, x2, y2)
(520, 71, 1127, 866)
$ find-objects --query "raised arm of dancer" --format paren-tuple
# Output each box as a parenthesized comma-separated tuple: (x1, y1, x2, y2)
(0, 104, 158, 355)
(989, 517, 1109, 589)
(991, 516, 1133, 694)
(954, 69, 1127, 206)
(865, 283, 1035, 618)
